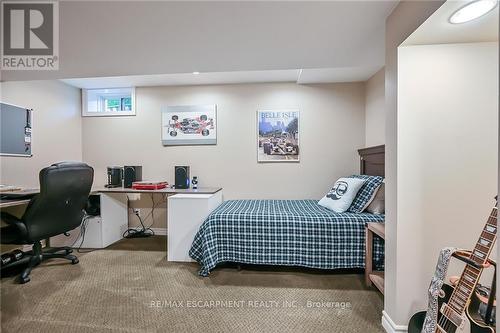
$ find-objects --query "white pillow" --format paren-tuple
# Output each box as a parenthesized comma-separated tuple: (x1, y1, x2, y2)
(318, 177, 366, 213)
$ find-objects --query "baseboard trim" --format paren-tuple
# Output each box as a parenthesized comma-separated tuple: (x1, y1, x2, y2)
(382, 311, 408, 333)
(151, 228, 167, 236)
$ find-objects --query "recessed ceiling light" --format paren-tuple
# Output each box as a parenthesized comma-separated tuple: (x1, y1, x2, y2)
(449, 0, 498, 24)
(192, 71, 200, 75)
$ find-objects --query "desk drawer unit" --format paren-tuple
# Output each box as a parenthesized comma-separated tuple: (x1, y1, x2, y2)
(167, 191, 223, 262)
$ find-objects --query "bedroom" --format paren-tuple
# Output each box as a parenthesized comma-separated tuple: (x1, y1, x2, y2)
(0, 1, 498, 333)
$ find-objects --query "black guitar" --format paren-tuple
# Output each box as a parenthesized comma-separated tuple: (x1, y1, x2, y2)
(408, 203, 497, 333)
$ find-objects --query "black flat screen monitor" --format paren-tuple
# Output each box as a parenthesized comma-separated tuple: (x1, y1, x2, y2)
(0, 102, 32, 157)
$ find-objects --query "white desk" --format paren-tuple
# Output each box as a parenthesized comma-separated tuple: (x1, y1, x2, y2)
(0, 198, 32, 208)
(0, 187, 222, 208)
(2, 187, 224, 253)
(96, 187, 222, 195)
(0, 188, 39, 208)
(93, 187, 223, 250)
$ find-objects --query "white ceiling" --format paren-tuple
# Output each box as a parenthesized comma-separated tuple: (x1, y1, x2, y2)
(403, 0, 499, 45)
(4, 1, 398, 82)
(61, 66, 383, 89)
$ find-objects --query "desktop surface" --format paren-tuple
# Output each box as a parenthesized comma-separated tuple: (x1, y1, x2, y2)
(0, 188, 39, 198)
(0, 198, 32, 208)
(0, 186, 223, 208)
(95, 186, 222, 194)
(0, 189, 39, 208)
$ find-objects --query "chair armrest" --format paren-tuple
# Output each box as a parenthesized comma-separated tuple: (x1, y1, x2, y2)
(0, 212, 28, 241)
(1, 212, 21, 225)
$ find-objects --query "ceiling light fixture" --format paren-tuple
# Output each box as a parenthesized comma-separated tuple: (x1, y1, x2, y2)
(192, 71, 200, 75)
(449, 0, 498, 24)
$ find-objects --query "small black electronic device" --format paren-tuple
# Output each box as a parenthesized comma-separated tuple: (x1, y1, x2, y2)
(85, 195, 101, 216)
(11, 249, 23, 261)
(123, 166, 142, 188)
(0, 249, 24, 267)
(192, 176, 198, 189)
(106, 166, 123, 188)
(1, 253, 12, 266)
(175, 166, 190, 189)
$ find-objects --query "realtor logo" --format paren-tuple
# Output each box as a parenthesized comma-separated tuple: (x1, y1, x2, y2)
(1, 1, 59, 70)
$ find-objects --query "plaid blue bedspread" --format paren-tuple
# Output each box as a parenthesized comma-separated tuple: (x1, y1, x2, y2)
(189, 200, 384, 276)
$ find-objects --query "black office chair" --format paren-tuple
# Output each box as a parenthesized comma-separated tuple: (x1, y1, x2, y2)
(0, 162, 94, 283)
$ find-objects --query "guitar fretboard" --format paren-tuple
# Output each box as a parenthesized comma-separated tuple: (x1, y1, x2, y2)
(446, 207, 497, 315)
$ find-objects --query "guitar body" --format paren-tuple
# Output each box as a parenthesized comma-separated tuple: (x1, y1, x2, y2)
(467, 289, 496, 333)
(408, 284, 494, 333)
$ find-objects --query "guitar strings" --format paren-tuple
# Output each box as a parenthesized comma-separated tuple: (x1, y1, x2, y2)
(438, 311, 455, 332)
(438, 305, 450, 330)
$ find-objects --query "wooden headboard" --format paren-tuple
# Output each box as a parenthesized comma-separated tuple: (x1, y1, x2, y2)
(358, 145, 385, 177)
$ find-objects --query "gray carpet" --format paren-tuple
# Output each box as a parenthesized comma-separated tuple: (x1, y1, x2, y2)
(1, 236, 384, 332)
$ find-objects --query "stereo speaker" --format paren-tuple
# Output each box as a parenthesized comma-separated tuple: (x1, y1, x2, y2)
(175, 166, 190, 189)
(123, 166, 143, 188)
(106, 166, 123, 188)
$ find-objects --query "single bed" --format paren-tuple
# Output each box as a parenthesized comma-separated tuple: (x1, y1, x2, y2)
(189, 145, 385, 276)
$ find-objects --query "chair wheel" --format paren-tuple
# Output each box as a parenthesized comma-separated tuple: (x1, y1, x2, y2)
(71, 258, 79, 265)
(19, 276, 30, 284)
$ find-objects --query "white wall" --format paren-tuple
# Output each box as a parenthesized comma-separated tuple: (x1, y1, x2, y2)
(397, 42, 498, 322)
(384, 2, 445, 328)
(0, 80, 82, 187)
(82, 82, 367, 227)
(365, 68, 385, 146)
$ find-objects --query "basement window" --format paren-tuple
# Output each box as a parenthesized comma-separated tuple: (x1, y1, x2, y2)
(82, 87, 135, 117)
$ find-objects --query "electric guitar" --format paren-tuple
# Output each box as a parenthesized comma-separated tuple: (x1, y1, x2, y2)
(408, 203, 497, 333)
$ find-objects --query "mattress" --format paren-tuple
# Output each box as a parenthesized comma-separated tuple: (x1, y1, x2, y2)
(189, 199, 385, 276)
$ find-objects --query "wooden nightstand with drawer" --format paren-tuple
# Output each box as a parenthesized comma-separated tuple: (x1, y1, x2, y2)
(365, 222, 385, 294)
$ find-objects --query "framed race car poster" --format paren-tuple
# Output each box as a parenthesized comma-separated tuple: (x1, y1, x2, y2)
(161, 105, 217, 145)
(257, 109, 299, 162)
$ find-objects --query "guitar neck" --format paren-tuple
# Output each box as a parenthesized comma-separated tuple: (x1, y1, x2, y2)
(447, 207, 497, 315)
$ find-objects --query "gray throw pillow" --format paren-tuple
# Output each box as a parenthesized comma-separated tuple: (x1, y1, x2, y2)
(366, 183, 385, 214)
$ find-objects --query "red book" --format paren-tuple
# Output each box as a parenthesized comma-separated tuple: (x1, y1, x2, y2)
(131, 181, 168, 190)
